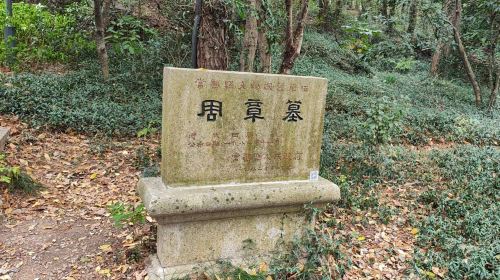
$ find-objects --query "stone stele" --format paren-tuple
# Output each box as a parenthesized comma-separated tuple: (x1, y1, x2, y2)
(138, 67, 340, 280)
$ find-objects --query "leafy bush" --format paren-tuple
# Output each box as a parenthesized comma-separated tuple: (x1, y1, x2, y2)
(341, 23, 382, 55)
(361, 96, 404, 145)
(1, 30, 497, 145)
(394, 57, 416, 73)
(363, 36, 415, 70)
(107, 15, 158, 56)
(0, 2, 94, 67)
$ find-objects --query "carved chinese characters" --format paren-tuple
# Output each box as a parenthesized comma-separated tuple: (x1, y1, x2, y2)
(162, 67, 328, 186)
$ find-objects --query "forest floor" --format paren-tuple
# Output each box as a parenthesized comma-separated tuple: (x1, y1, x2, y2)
(0, 115, 155, 280)
(1, 114, 427, 279)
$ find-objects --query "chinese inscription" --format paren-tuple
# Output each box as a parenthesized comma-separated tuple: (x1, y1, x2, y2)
(198, 100, 222, 121)
(282, 100, 303, 122)
(197, 99, 304, 122)
(244, 99, 264, 122)
(162, 67, 328, 185)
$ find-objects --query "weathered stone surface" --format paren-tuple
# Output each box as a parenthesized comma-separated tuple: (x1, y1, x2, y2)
(138, 177, 339, 274)
(0, 127, 9, 151)
(162, 67, 328, 186)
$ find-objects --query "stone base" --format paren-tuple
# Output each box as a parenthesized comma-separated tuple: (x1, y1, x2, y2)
(138, 177, 339, 280)
(146, 254, 253, 280)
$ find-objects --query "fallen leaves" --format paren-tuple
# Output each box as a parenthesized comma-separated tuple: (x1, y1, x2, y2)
(411, 227, 420, 235)
(96, 266, 111, 277)
(0, 115, 157, 279)
(99, 244, 112, 252)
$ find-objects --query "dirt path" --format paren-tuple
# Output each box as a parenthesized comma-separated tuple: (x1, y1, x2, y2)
(0, 116, 156, 279)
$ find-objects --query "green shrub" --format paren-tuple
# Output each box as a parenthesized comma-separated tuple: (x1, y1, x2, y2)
(341, 23, 382, 55)
(1, 30, 498, 146)
(363, 36, 415, 70)
(107, 15, 158, 56)
(394, 57, 416, 73)
(0, 2, 94, 67)
(0, 153, 19, 184)
(361, 96, 404, 145)
(108, 202, 146, 228)
(1, 153, 42, 194)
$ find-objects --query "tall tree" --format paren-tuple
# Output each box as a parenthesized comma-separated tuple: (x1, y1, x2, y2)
(197, 0, 229, 70)
(257, 0, 272, 73)
(449, 0, 482, 106)
(318, 0, 330, 20)
(407, 0, 419, 39)
(430, 0, 451, 77)
(380, 0, 388, 18)
(279, 0, 309, 74)
(239, 0, 272, 73)
(240, 0, 259, 72)
(94, 0, 112, 80)
(486, 7, 499, 112)
(333, 0, 342, 17)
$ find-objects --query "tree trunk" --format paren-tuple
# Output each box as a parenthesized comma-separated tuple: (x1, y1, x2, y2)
(407, 0, 418, 37)
(386, 3, 395, 33)
(430, 41, 444, 76)
(429, 0, 451, 76)
(443, 0, 457, 56)
(240, 0, 259, 72)
(94, 0, 111, 80)
(381, 0, 388, 18)
(257, 26, 271, 72)
(333, 0, 342, 21)
(487, 13, 499, 112)
(197, 0, 229, 70)
(256, 0, 271, 73)
(319, 0, 330, 19)
(488, 71, 499, 112)
(279, 0, 309, 74)
(451, 0, 481, 106)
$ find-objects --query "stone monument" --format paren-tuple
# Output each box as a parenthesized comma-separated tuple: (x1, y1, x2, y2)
(138, 67, 340, 279)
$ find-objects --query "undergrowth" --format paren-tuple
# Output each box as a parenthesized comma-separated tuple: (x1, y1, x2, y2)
(1, 30, 498, 142)
(413, 146, 499, 279)
(0, 153, 42, 194)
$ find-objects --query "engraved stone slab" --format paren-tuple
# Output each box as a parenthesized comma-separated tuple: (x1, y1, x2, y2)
(162, 67, 328, 186)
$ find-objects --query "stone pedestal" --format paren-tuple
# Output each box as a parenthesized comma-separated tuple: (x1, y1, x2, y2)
(138, 177, 339, 280)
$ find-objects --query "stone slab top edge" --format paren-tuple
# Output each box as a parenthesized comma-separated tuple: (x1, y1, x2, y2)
(164, 67, 328, 82)
(138, 177, 340, 221)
